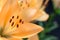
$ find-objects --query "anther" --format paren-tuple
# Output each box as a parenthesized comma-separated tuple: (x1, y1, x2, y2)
(19, 19, 22, 23)
(11, 22, 14, 26)
(12, 16, 14, 19)
(17, 24, 19, 28)
(17, 16, 19, 19)
(9, 19, 12, 23)
(19, 19, 24, 24)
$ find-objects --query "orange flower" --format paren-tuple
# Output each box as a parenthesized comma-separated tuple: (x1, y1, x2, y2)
(0, 0, 49, 40)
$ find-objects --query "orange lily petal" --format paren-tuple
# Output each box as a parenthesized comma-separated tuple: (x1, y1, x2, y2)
(0, 0, 18, 27)
(0, 37, 8, 40)
(0, 0, 7, 12)
(23, 9, 47, 21)
(28, 35, 39, 40)
(29, 10, 49, 21)
(0, 0, 11, 27)
(36, 11, 49, 21)
(28, 0, 43, 9)
(9, 22, 43, 38)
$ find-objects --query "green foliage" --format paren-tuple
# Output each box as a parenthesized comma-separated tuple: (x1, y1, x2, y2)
(37, 21, 44, 26)
(44, 36, 58, 40)
(54, 8, 60, 15)
(45, 22, 58, 33)
(38, 21, 58, 40)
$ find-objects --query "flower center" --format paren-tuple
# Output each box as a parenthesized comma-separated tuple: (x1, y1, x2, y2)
(9, 15, 24, 28)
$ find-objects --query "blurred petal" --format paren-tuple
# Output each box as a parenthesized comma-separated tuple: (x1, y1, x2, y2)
(28, 0, 43, 9)
(21, 0, 43, 22)
(22, 8, 37, 21)
(0, 0, 18, 27)
(22, 9, 43, 22)
(36, 11, 49, 21)
(30, 10, 49, 21)
(10, 22, 43, 38)
(0, 0, 7, 12)
(0, 37, 8, 40)
(0, 0, 11, 27)
(28, 35, 39, 40)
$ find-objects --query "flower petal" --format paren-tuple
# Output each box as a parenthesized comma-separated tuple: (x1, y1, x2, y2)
(29, 10, 49, 21)
(0, 0, 7, 12)
(0, 37, 8, 40)
(21, 9, 49, 22)
(0, 0, 18, 27)
(28, 35, 39, 40)
(36, 11, 49, 21)
(28, 0, 43, 9)
(10, 22, 44, 38)
(0, 0, 11, 27)
(22, 8, 37, 21)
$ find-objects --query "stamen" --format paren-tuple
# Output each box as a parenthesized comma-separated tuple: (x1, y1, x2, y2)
(9, 19, 12, 23)
(17, 16, 19, 19)
(19, 19, 24, 24)
(19, 19, 22, 23)
(11, 22, 14, 26)
(17, 24, 19, 28)
(12, 16, 14, 19)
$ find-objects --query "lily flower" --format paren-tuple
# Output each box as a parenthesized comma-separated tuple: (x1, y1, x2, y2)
(0, 0, 49, 40)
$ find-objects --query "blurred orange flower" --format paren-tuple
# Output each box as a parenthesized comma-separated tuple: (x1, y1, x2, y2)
(0, 0, 49, 40)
